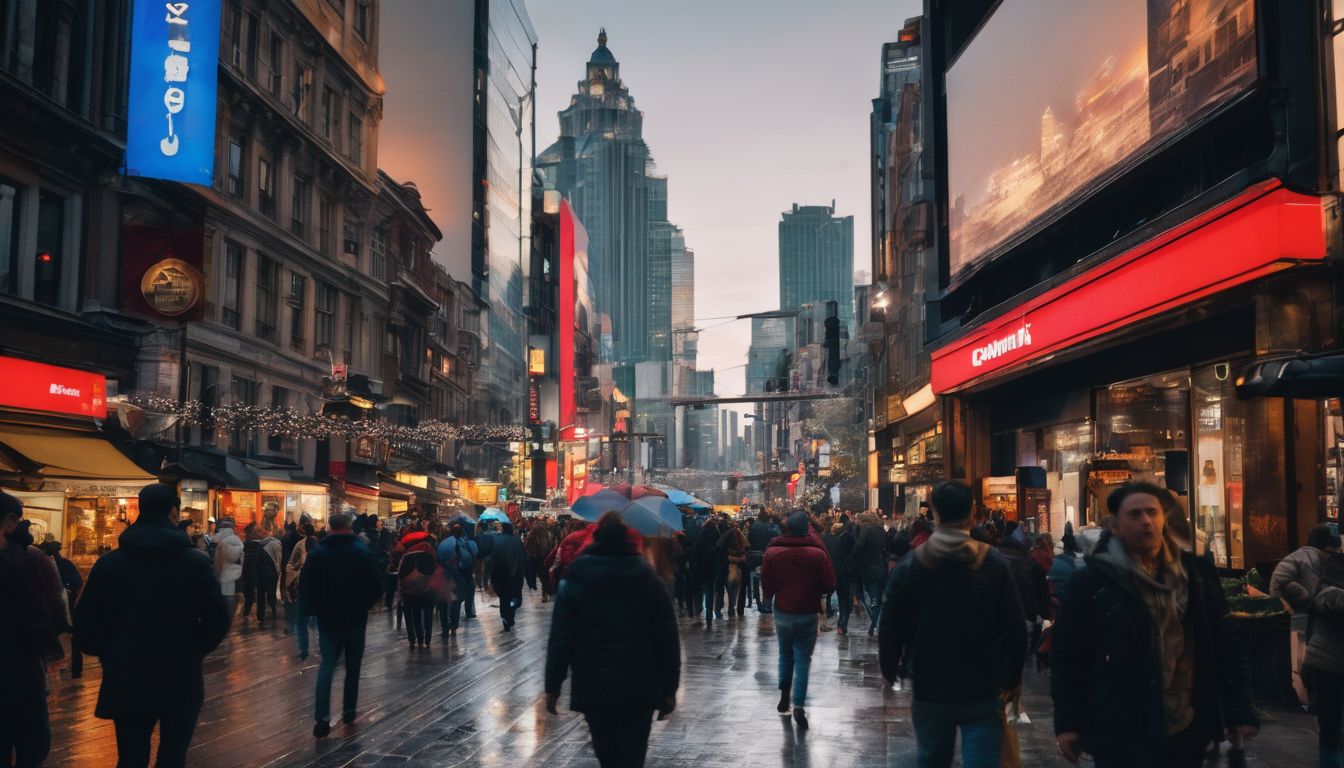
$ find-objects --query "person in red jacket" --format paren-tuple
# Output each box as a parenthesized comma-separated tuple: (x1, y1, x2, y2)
(761, 510, 836, 730)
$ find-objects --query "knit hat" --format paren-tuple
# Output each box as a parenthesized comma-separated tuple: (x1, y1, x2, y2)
(786, 511, 809, 536)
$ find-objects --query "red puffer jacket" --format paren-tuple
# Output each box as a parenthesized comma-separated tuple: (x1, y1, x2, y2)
(760, 533, 837, 615)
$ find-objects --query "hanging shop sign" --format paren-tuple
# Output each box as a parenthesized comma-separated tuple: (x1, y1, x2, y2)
(139, 258, 203, 317)
(930, 183, 1326, 394)
(0, 356, 107, 419)
(125, 0, 222, 185)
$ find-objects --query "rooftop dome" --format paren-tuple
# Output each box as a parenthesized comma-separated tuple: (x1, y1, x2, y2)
(589, 28, 615, 66)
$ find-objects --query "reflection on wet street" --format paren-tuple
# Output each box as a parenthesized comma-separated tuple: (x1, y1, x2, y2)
(46, 596, 1315, 767)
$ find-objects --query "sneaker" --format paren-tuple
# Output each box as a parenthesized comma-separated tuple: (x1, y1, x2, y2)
(777, 690, 791, 714)
(793, 708, 808, 730)
(868, 626, 876, 637)
(313, 721, 331, 738)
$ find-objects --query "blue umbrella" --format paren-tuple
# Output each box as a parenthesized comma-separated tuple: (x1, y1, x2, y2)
(654, 484, 713, 511)
(479, 507, 510, 523)
(627, 495, 684, 532)
(570, 489, 631, 522)
(611, 500, 674, 537)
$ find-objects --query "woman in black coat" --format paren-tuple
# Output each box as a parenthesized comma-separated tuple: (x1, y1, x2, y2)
(489, 523, 528, 631)
(544, 513, 680, 768)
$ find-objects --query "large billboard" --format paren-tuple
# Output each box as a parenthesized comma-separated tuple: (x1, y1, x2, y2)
(946, 0, 1256, 283)
(125, 0, 221, 185)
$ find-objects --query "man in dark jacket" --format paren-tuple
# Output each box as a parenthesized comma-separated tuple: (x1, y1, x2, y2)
(824, 523, 855, 632)
(747, 511, 780, 613)
(545, 513, 679, 768)
(1052, 482, 1258, 767)
(74, 483, 231, 768)
(761, 511, 836, 730)
(41, 540, 84, 677)
(879, 480, 1027, 768)
(0, 493, 66, 768)
(299, 511, 382, 737)
(851, 512, 888, 636)
(692, 516, 723, 627)
(490, 522, 528, 631)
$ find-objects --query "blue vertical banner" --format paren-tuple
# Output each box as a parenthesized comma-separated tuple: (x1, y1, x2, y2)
(125, 0, 222, 185)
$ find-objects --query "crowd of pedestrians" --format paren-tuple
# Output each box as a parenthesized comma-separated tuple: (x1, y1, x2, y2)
(6, 476, 1341, 768)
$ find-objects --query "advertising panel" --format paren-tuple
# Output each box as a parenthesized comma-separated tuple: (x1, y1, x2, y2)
(946, 0, 1257, 283)
(125, 0, 222, 185)
(558, 199, 596, 440)
(0, 356, 107, 419)
(121, 224, 206, 321)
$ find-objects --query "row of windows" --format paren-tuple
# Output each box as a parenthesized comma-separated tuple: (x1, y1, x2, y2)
(0, 176, 75, 310)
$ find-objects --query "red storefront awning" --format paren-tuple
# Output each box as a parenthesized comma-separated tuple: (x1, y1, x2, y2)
(930, 181, 1328, 394)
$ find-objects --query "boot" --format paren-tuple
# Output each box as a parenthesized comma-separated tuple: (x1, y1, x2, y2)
(777, 689, 791, 714)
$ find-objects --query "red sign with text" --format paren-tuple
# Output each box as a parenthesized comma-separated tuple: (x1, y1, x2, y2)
(931, 182, 1327, 393)
(0, 356, 107, 418)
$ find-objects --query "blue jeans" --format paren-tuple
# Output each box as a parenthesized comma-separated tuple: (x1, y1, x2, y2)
(911, 698, 1002, 768)
(774, 611, 818, 708)
(314, 626, 367, 723)
(856, 575, 885, 632)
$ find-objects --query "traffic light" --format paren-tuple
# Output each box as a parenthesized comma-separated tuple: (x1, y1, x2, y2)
(824, 300, 840, 386)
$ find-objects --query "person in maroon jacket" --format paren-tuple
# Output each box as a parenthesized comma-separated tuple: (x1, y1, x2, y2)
(761, 511, 837, 730)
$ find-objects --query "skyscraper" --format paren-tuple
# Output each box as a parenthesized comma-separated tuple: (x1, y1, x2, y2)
(538, 30, 684, 365)
(778, 202, 855, 336)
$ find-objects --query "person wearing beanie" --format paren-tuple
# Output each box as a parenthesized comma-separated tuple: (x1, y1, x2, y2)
(74, 482, 231, 767)
(760, 510, 836, 730)
(1272, 522, 1342, 708)
(545, 512, 680, 767)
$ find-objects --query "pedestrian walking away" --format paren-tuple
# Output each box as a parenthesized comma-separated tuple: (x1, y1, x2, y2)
(879, 480, 1027, 768)
(73, 483, 231, 768)
(491, 522, 528, 631)
(41, 539, 84, 677)
(1304, 549, 1344, 768)
(761, 510, 837, 730)
(1051, 482, 1258, 767)
(545, 512, 680, 768)
(213, 517, 244, 617)
(299, 511, 384, 738)
(851, 511, 888, 636)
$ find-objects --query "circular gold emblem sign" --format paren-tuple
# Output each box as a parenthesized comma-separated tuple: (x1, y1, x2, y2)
(140, 258, 201, 317)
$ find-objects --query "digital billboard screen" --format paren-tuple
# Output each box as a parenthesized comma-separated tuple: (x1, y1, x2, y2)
(946, 0, 1257, 283)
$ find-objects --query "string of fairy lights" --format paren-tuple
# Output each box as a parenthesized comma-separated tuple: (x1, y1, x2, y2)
(120, 392, 527, 446)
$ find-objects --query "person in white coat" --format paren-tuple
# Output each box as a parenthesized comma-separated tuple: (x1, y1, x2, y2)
(214, 517, 245, 616)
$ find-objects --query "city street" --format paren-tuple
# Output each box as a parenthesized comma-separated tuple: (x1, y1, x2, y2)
(45, 593, 1317, 768)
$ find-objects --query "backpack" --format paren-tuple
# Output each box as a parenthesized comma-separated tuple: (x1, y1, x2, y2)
(400, 551, 452, 601)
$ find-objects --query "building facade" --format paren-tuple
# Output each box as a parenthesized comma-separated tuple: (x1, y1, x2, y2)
(778, 202, 855, 338)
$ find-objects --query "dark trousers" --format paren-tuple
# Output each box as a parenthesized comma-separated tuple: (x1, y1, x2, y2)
(404, 597, 434, 644)
(1093, 724, 1213, 768)
(1317, 667, 1344, 768)
(0, 661, 49, 768)
(699, 571, 717, 621)
(314, 626, 366, 723)
(499, 591, 520, 628)
(684, 570, 702, 616)
(382, 573, 398, 610)
(112, 708, 200, 768)
(528, 556, 551, 595)
(459, 570, 476, 618)
(244, 574, 277, 621)
(726, 576, 747, 614)
(584, 709, 655, 768)
(835, 580, 853, 630)
(911, 698, 1001, 768)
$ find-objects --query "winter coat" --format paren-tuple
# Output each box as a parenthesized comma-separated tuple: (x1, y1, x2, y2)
(545, 537, 680, 713)
(1048, 552, 1083, 606)
(549, 525, 596, 589)
(283, 536, 316, 602)
(299, 532, 382, 632)
(825, 529, 855, 578)
(213, 527, 244, 596)
(691, 520, 724, 577)
(760, 533, 837, 615)
(525, 525, 558, 559)
(0, 541, 67, 672)
(1306, 553, 1344, 674)
(879, 525, 1027, 704)
(258, 536, 282, 583)
(490, 532, 528, 601)
(1051, 546, 1257, 765)
(747, 520, 779, 553)
(241, 538, 262, 589)
(438, 535, 477, 574)
(74, 520, 230, 719)
(1271, 545, 1328, 632)
(850, 519, 887, 580)
(999, 541, 1050, 621)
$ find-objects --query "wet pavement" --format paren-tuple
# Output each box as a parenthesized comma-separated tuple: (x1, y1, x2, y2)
(46, 593, 1317, 767)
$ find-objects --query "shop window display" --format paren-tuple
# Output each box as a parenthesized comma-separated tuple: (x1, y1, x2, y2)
(64, 496, 140, 572)
(1324, 398, 1342, 522)
(1088, 370, 1190, 524)
(1192, 365, 1246, 568)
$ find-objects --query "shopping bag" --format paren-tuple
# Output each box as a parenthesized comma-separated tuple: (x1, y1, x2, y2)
(999, 706, 1022, 768)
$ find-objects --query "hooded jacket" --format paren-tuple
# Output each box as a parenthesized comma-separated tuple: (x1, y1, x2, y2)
(548, 525, 596, 589)
(213, 525, 243, 596)
(879, 525, 1027, 705)
(74, 520, 230, 719)
(1051, 538, 1256, 765)
(760, 533, 837, 614)
(545, 537, 680, 713)
(300, 532, 382, 631)
(1306, 553, 1344, 674)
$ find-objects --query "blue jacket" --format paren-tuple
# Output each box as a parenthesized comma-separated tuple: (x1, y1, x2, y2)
(299, 532, 381, 631)
(438, 536, 477, 572)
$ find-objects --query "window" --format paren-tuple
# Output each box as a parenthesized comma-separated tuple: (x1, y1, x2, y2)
(229, 375, 259, 455)
(227, 6, 242, 67)
(353, 0, 369, 38)
(243, 13, 258, 78)
(315, 283, 337, 349)
(322, 86, 340, 143)
(343, 295, 357, 365)
(293, 63, 309, 119)
(0, 178, 21, 295)
(289, 273, 307, 352)
(342, 219, 361, 258)
(258, 157, 275, 218)
(319, 196, 333, 256)
(222, 242, 243, 329)
(268, 31, 283, 95)
(346, 112, 363, 165)
(290, 176, 308, 238)
(227, 137, 244, 197)
(369, 225, 386, 282)
(34, 191, 66, 307)
(255, 254, 279, 343)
